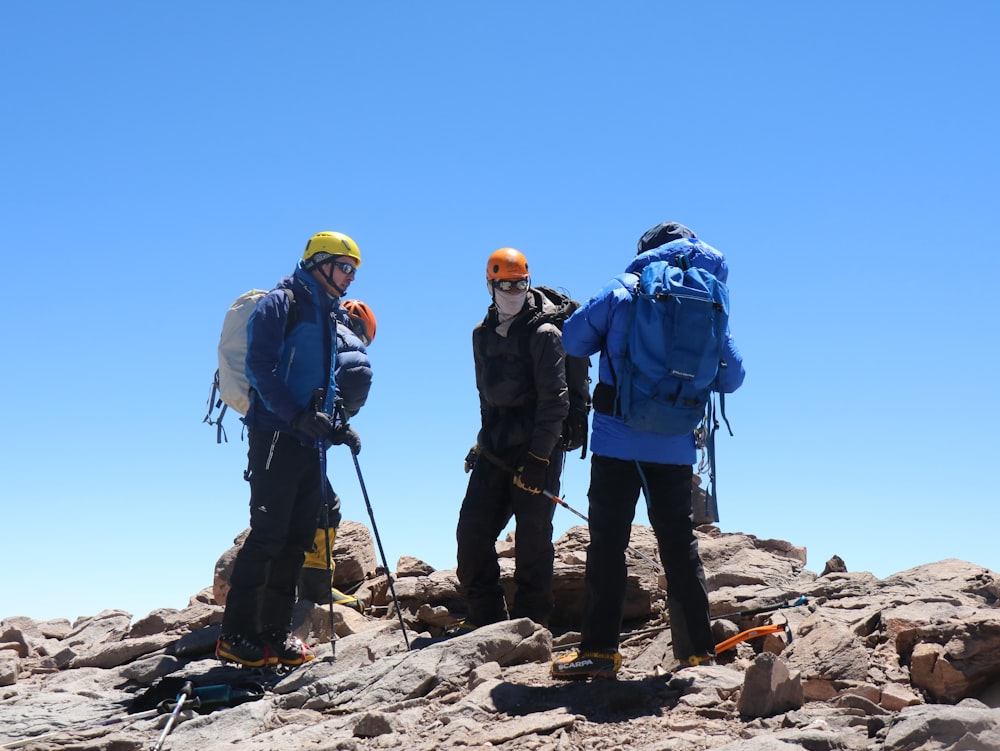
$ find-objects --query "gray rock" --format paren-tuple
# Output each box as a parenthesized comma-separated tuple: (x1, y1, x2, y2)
(738, 652, 803, 718)
(2, 526, 1000, 751)
(880, 701, 1000, 750)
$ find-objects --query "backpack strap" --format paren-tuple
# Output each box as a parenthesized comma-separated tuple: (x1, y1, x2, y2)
(705, 403, 719, 523)
(696, 390, 734, 522)
(595, 276, 640, 417)
(203, 370, 229, 444)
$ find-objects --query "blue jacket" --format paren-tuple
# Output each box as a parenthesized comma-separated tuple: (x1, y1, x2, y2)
(335, 317, 372, 418)
(244, 262, 340, 445)
(562, 239, 745, 464)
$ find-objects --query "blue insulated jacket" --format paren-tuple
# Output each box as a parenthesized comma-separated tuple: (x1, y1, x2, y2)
(335, 317, 372, 418)
(244, 262, 340, 445)
(562, 240, 745, 465)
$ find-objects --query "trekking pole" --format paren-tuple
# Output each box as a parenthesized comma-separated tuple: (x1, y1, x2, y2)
(151, 681, 193, 751)
(480, 449, 663, 572)
(314, 399, 337, 657)
(318, 445, 337, 653)
(351, 452, 410, 649)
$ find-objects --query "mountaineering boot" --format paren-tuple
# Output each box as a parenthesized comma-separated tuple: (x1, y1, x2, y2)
(676, 653, 716, 670)
(260, 630, 316, 667)
(216, 633, 268, 668)
(444, 619, 480, 637)
(331, 587, 366, 614)
(299, 527, 337, 604)
(551, 649, 622, 680)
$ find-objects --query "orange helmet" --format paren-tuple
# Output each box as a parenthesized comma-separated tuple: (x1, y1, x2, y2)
(486, 247, 529, 281)
(342, 299, 376, 345)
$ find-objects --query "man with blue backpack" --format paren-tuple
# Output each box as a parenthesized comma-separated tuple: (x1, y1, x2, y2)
(550, 221, 745, 680)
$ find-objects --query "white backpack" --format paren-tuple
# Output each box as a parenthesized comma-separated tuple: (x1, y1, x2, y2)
(205, 288, 293, 442)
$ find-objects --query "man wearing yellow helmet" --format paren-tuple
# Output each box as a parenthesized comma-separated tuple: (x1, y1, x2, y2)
(217, 231, 363, 669)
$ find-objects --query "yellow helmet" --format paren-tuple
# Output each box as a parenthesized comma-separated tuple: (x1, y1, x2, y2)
(486, 247, 529, 281)
(303, 231, 361, 271)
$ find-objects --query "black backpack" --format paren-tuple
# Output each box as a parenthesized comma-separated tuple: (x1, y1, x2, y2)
(532, 286, 592, 458)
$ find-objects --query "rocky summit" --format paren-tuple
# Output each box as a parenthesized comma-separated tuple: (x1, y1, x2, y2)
(2, 521, 1000, 751)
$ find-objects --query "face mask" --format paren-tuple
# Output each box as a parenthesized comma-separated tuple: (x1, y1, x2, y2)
(494, 288, 527, 319)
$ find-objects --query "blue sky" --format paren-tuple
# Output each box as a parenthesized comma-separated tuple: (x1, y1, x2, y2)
(3, 3, 998, 623)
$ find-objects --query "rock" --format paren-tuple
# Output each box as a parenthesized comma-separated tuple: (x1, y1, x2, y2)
(821, 554, 847, 576)
(2, 525, 1000, 751)
(397, 556, 435, 577)
(737, 652, 803, 717)
(0, 650, 19, 686)
(352, 710, 393, 737)
(879, 701, 1000, 750)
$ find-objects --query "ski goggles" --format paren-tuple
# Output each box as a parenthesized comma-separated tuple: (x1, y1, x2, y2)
(492, 278, 530, 292)
(333, 261, 358, 276)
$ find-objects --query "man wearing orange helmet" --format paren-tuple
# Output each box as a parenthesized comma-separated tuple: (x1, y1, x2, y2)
(455, 248, 572, 629)
(299, 299, 377, 609)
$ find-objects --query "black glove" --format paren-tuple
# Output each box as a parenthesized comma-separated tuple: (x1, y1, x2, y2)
(513, 452, 550, 495)
(291, 410, 334, 440)
(329, 424, 361, 455)
(560, 405, 590, 452)
(464, 445, 479, 473)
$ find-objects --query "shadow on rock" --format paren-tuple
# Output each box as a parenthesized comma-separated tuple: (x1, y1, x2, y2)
(490, 675, 683, 722)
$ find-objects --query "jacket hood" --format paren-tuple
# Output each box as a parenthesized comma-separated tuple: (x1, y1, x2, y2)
(624, 238, 729, 284)
(529, 285, 578, 325)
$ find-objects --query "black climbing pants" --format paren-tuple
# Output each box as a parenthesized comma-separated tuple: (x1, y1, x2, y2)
(579, 455, 713, 661)
(456, 449, 564, 627)
(222, 429, 332, 636)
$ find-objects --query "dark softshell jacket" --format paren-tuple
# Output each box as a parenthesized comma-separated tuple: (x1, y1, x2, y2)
(473, 288, 570, 462)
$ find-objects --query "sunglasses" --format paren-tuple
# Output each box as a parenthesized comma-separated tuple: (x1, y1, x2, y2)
(492, 279, 529, 292)
(333, 261, 357, 276)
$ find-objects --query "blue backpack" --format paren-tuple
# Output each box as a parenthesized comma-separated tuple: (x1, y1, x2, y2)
(616, 254, 730, 435)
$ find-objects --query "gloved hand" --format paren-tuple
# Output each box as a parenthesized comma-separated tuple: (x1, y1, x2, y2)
(291, 409, 335, 439)
(513, 452, 550, 495)
(464, 444, 479, 473)
(560, 405, 590, 452)
(329, 424, 362, 455)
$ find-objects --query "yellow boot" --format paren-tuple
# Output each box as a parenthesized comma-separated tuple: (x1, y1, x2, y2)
(331, 587, 367, 615)
(299, 527, 336, 604)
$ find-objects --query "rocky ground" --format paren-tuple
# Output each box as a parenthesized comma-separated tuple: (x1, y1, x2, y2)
(2, 521, 1000, 750)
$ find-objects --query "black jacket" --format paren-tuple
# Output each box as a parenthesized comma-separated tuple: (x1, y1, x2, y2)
(473, 288, 570, 461)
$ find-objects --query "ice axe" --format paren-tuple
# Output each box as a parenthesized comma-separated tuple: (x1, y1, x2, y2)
(480, 448, 663, 572)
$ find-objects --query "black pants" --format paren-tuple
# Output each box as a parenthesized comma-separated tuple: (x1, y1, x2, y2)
(456, 449, 563, 626)
(221, 429, 329, 636)
(580, 455, 713, 660)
